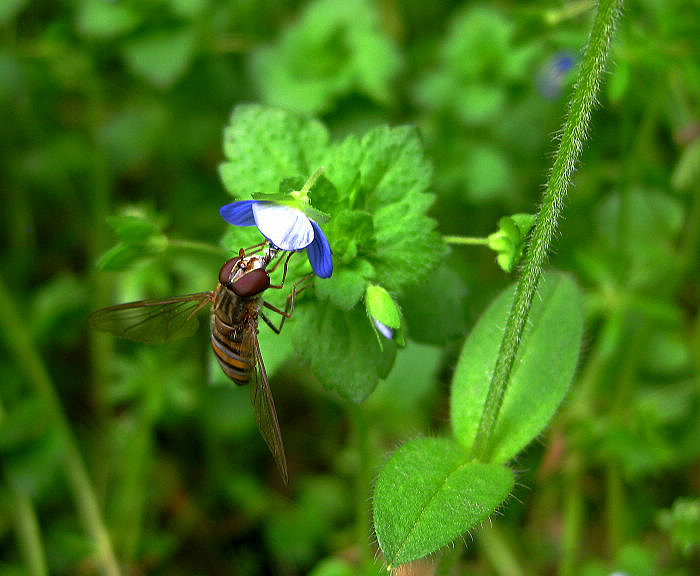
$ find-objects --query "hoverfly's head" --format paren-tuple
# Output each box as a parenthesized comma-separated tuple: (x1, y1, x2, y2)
(218, 255, 270, 297)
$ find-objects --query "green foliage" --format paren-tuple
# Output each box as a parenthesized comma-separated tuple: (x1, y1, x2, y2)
(373, 438, 513, 567)
(250, 0, 401, 114)
(451, 272, 583, 462)
(1, 1, 698, 575)
(658, 498, 700, 557)
(97, 209, 167, 270)
(122, 28, 197, 88)
(219, 104, 440, 399)
(372, 272, 582, 564)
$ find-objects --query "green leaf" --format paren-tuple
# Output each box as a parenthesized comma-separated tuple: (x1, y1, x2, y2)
(107, 214, 161, 243)
(122, 28, 196, 88)
(291, 302, 394, 402)
(373, 437, 513, 567)
(97, 209, 167, 270)
(327, 125, 442, 290)
(657, 498, 700, 557)
(219, 104, 329, 199)
(451, 272, 583, 463)
(455, 84, 506, 125)
(373, 192, 443, 292)
(0, 0, 29, 24)
(76, 0, 140, 40)
(249, 0, 401, 114)
(416, 6, 515, 125)
(314, 262, 370, 310)
(353, 125, 432, 210)
(442, 7, 512, 79)
(593, 189, 685, 290)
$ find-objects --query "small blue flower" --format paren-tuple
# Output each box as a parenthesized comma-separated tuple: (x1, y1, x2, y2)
(537, 52, 576, 100)
(220, 200, 333, 278)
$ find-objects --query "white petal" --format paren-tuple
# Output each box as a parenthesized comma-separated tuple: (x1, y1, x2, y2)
(372, 317, 394, 340)
(252, 203, 314, 250)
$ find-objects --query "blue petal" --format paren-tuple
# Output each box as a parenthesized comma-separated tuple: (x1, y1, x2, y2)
(220, 200, 257, 227)
(252, 202, 314, 250)
(306, 220, 333, 278)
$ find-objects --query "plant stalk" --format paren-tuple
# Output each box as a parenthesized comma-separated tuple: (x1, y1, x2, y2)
(0, 402, 48, 576)
(443, 235, 490, 246)
(470, 0, 625, 461)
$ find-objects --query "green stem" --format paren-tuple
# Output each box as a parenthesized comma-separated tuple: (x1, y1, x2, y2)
(86, 77, 112, 497)
(544, 0, 596, 25)
(167, 238, 228, 256)
(0, 277, 122, 576)
(443, 235, 490, 246)
(0, 403, 48, 576)
(349, 404, 372, 570)
(559, 464, 584, 576)
(470, 0, 624, 461)
(300, 166, 325, 194)
(478, 525, 526, 576)
(10, 483, 48, 576)
(605, 464, 624, 557)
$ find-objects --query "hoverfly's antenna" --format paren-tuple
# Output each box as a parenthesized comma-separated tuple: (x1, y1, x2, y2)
(240, 241, 267, 257)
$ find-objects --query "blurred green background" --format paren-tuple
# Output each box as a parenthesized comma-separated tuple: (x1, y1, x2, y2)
(0, 0, 698, 575)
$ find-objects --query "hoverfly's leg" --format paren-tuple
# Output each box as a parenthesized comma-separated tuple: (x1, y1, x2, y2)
(260, 312, 282, 334)
(267, 249, 292, 275)
(268, 251, 295, 289)
(262, 274, 314, 332)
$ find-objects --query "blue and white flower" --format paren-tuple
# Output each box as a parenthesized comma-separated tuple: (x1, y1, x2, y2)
(220, 200, 333, 278)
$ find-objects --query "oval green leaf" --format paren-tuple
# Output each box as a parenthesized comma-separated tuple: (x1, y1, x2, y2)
(373, 437, 513, 567)
(451, 271, 583, 463)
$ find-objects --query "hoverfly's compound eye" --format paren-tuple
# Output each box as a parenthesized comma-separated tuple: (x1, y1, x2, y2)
(218, 257, 242, 287)
(232, 268, 270, 297)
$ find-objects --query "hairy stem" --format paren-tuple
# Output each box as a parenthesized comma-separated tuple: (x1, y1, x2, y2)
(0, 278, 122, 576)
(471, 0, 625, 460)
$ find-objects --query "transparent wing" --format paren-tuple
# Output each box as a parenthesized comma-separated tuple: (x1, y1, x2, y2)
(89, 292, 214, 343)
(246, 323, 289, 484)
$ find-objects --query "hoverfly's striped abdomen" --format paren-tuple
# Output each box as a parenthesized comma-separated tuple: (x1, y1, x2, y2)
(210, 285, 260, 385)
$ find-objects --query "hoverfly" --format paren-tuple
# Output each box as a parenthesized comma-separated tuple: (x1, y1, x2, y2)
(90, 243, 308, 483)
